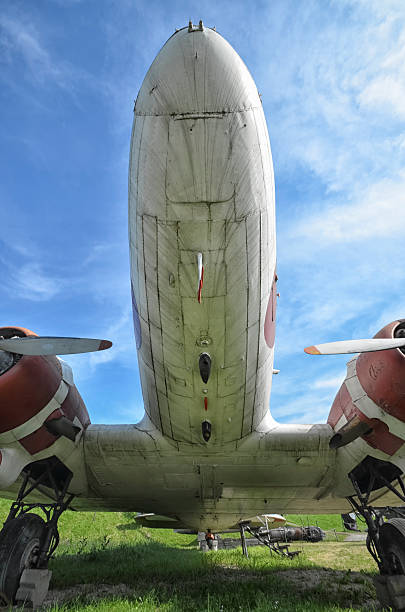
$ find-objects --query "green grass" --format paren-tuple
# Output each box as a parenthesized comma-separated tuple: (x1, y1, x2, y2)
(0, 499, 377, 611)
(285, 514, 347, 531)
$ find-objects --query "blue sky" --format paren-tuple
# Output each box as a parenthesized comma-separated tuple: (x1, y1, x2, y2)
(1, 0, 405, 425)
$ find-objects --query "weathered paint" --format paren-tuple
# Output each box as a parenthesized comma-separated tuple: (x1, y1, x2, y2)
(328, 383, 403, 456)
(264, 272, 277, 349)
(356, 321, 405, 421)
(131, 282, 142, 349)
(129, 25, 276, 445)
(0, 327, 91, 494)
(0, 354, 62, 434)
(327, 328, 405, 498)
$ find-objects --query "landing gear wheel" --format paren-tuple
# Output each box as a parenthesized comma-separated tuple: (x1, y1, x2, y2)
(0, 514, 46, 605)
(379, 518, 405, 574)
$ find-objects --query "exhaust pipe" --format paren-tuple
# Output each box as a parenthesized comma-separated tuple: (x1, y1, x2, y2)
(329, 415, 372, 449)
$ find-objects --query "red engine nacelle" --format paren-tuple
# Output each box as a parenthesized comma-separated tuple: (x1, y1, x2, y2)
(328, 320, 405, 457)
(0, 326, 90, 460)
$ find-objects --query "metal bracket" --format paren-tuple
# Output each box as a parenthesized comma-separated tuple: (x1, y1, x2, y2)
(188, 21, 204, 32)
(238, 520, 300, 560)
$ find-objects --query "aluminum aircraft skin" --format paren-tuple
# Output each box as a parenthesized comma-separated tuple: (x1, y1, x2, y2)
(2, 23, 405, 533)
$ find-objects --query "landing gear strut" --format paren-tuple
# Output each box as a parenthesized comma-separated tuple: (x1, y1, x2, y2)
(0, 457, 73, 606)
(348, 456, 405, 610)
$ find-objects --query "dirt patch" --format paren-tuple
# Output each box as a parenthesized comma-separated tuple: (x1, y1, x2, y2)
(40, 568, 381, 610)
(41, 570, 266, 606)
(43, 583, 134, 607)
(276, 568, 381, 611)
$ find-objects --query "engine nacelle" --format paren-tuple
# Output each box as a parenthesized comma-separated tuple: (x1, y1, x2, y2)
(0, 326, 90, 490)
(328, 320, 405, 496)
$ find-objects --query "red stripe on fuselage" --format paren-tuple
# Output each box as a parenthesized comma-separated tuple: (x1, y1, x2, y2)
(198, 267, 204, 303)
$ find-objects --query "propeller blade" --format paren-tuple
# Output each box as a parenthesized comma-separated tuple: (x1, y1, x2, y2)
(0, 337, 112, 356)
(305, 338, 405, 355)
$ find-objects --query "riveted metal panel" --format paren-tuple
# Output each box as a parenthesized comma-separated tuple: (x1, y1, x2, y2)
(166, 364, 194, 398)
(139, 361, 159, 427)
(178, 221, 209, 249)
(134, 116, 168, 218)
(260, 210, 270, 298)
(218, 362, 245, 398)
(217, 397, 244, 444)
(245, 320, 259, 390)
(224, 220, 247, 367)
(246, 214, 261, 329)
(167, 117, 234, 204)
(138, 317, 153, 369)
(162, 331, 186, 369)
(242, 388, 255, 437)
(179, 262, 226, 298)
(135, 215, 147, 321)
(157, 391, 173, 439)
(169, 393, 192, 442)
(135, 29, 261, 116)
(143, 216, 160, 329)
(182, 297, 209, 363)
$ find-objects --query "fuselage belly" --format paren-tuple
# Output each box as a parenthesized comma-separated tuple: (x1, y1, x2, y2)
(129, 26, 276, 447)
(118, 26, 341, 528)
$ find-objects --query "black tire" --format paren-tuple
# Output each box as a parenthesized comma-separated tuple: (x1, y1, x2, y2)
(379, 518, 405, 574)
(0, 513, 46, 605)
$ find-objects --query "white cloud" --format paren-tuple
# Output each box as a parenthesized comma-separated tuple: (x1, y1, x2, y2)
(83, 244, 116, 267)
(0, 16, 68, 89)
(65, 301, 137, 385)
(257, 4, 405, 195)
(292, 176, 405, 246)
(88, 307, 134, 369)
(113, 402, 145, 424)
(10, 262, 61, 302)
(272, 392, 333, 424)
(0, 12, 101, 105)
(313, 375, 345, 390)
(359, 76, 405, 119)
(1, 261, 59, 312)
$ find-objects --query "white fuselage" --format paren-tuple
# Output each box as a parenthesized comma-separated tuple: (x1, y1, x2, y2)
(129, 26, 276, 446)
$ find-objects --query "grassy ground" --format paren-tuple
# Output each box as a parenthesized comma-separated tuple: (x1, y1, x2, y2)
(285, 514, 347, 531)
(0, 499, 379, 611)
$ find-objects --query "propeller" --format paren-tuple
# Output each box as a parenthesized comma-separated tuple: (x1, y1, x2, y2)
(305, 337, 405, 356)
(0, 336, 112, 356)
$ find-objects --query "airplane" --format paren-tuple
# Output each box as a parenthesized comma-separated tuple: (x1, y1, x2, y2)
(1, 19, 405, 609)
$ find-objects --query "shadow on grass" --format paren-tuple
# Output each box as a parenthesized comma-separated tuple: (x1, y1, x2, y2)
(116, 523, 141, 531)
(48, 538, 377, 612)
(115, 521, 198, 547)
